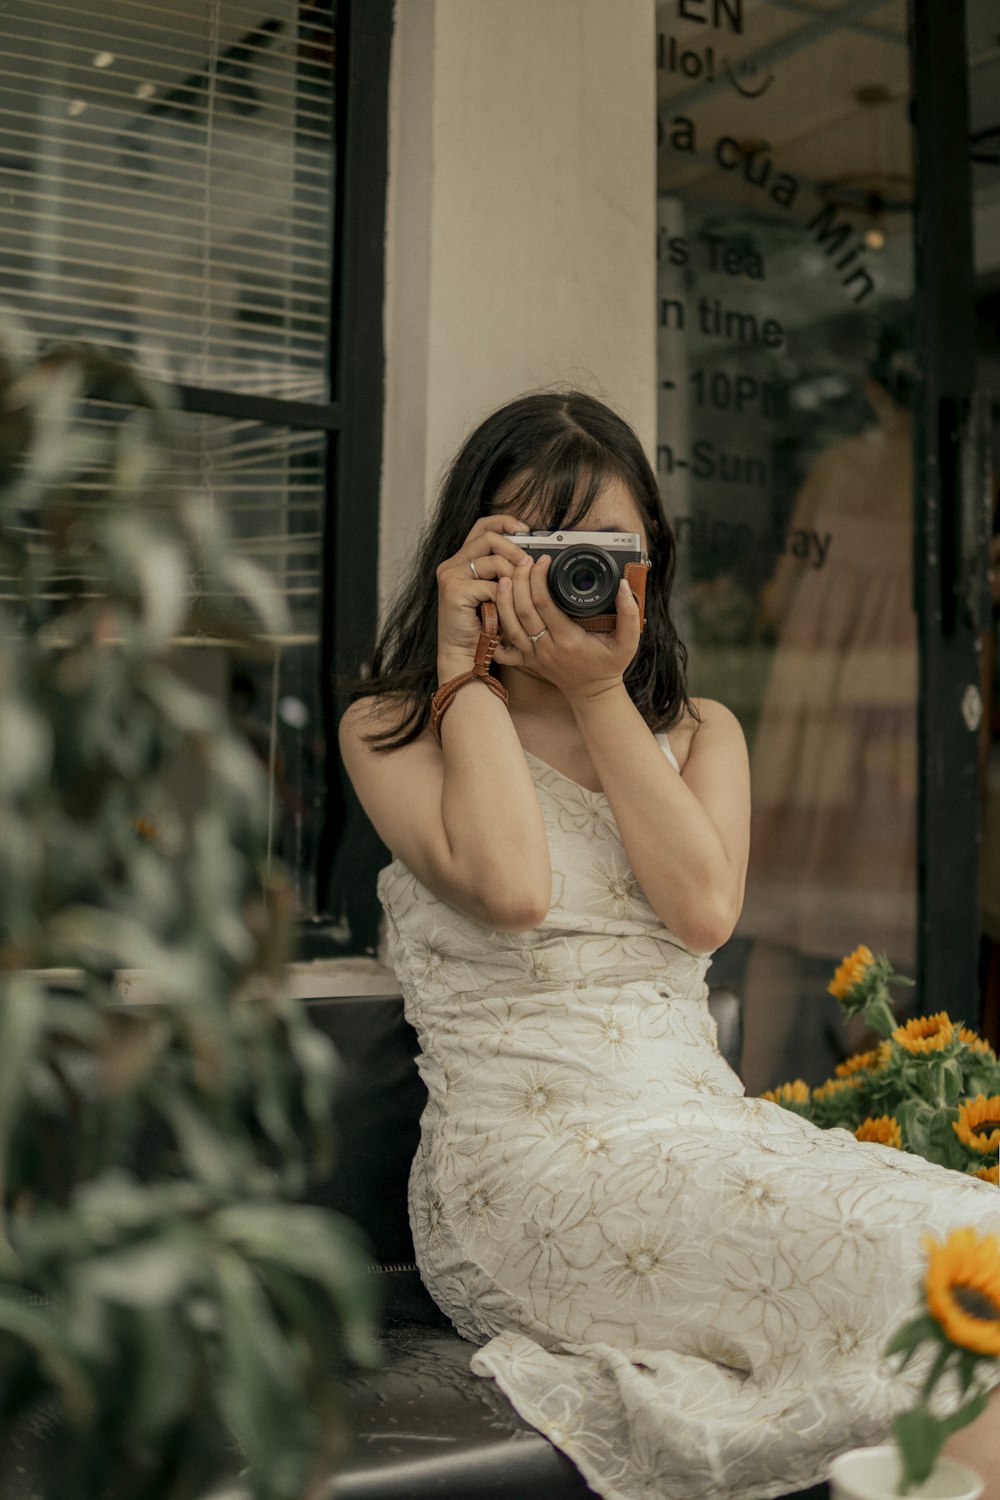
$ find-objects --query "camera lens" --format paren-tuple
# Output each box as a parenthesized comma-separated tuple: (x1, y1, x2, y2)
(570, 564, 598, 594)
(548, 546, 617, 617)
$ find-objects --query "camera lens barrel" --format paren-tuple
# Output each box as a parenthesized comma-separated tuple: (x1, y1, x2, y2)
(547, 545, 619, 617)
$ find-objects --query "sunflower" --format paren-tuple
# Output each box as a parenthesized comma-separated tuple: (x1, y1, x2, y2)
(953, 1095, 1000, 1155)
(855, 1116, 902, 1149)
(812, 1076, 863, 1104)
(835, 1047, 887, 1079)
(973, 1165, 1000, 1185)
(958, 1027, 996, 1058)
(892, 1012, 955, 1055)
(923, 1227, 1000, 1357)
(762, 1080, 810, 1106)
(828, 946, 875, 1001)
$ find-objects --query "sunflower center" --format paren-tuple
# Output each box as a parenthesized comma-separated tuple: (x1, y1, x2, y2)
(976, 1118, 1000, 1134)
(952, 1283, 1000, 1322)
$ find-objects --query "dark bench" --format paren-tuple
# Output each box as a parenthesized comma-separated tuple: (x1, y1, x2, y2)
(303, 991, 831, 1500)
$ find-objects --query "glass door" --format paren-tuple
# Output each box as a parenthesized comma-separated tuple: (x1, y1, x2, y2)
(970, 0, 1000, 1047)
(655, 0, 985, 1091)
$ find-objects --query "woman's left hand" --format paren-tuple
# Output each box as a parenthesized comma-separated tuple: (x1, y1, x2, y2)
(492, 553, 641, 701)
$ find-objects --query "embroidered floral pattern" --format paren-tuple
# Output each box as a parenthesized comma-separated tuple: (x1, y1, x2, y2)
(378, 737, 1000, 1500)
(603, 1229, 685, 1305)
(452, 1173, 513, 1239)
(502, 1065, 572, 1124)
(415, 1187, 446, 1246)
(572, 1124, 612, 1164)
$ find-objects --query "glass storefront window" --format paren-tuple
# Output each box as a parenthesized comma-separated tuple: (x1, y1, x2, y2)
(0, 0, 384, 933)
(970, 0, 1000, 1043)
(656, 0, 917, 1089)
(0, 0, 335, 399)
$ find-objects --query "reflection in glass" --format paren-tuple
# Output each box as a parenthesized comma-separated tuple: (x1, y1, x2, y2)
(656, 0, 917, 1089)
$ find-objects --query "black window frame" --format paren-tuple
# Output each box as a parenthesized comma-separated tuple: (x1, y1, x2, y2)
(911, 0, 988, 1018)
(174, 0, 394, 956)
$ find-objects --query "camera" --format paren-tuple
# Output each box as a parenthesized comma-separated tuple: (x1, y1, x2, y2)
(511, 530, 650, 631)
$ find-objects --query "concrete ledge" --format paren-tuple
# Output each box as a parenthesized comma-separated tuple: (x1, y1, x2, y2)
(29, 959, 401, 1005)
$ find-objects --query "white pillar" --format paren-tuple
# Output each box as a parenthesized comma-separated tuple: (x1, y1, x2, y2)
(380, 0, 657, 610)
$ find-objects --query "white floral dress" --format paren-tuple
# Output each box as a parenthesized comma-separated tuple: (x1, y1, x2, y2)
(377, 736, 1000, 1500)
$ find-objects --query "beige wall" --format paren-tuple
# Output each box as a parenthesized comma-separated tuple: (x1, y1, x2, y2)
(379, 0, 657, 609)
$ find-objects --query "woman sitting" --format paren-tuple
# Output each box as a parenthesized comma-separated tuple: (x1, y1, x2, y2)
(341, 391, 1000, 1500)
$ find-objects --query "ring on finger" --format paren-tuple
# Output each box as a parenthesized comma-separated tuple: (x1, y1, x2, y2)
(469, 559, 480, 580)
(527, 627, 548, 644)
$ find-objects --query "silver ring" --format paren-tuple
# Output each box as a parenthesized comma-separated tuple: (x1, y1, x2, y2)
(468, 559, 480, 580)
(527, 627, 548, 644)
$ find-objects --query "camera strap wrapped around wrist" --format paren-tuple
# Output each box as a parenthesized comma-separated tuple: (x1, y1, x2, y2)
(431, 601, 508, 740)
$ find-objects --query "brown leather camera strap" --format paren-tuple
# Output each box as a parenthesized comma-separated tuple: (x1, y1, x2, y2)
(430, 600, 508, 740)
(579, 560, 650, 633)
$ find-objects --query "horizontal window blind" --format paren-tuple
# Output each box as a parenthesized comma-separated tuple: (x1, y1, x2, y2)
(0, 0, 336, 399)
(0, 398, 332, 914)
(179, 412, 328, 641)
(0, 0, 374, 928)
(0, 405, 328, 647)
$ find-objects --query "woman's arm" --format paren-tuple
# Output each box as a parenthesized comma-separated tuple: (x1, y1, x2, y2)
(569, 688, 750, 954)
(492, 555, 749, 953)
(340, 690, 550, 931)
(339, 516, 551, 932)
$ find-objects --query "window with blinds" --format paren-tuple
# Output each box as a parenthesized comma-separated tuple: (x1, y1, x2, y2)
(0, 0, 335, 398)
(0, 0, 368, 930)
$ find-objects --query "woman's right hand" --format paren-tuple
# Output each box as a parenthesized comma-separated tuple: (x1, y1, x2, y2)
(435, 513, 529, 678)
(343, 513, 552, 930)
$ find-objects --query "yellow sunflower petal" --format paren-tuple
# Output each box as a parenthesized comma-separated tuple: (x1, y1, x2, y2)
(828, 945, 875, 1001)
(923, 1227, 1000, 1357)
(892, 1012, 955, 1055)
(855, 1116, 902, 1149)
(812, 1076, 863, 1103)
(835, 1048, 886, 1079)
(953, 1095, 1000, 1155)
(959, 1027, 996, 1058)
(974, 1165, 1000, 1185)
(762, 1080, 811, 1106)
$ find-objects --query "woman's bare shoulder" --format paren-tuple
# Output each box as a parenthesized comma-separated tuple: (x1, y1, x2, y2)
(340, 692, 412, 736)
(340, 693, 378, 730)
(690, 696, 744, 732)
(667, 698, 745, 774)
(338, 693, 423, 768)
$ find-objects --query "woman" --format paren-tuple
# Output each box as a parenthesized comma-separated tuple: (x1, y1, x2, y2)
(341, 392, 1000, 1500)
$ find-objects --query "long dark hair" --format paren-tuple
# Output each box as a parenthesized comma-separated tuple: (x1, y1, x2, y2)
(354, 390, 693, 749)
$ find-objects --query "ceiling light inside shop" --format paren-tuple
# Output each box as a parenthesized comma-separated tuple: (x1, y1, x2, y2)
(135, 82, 156, 100)
(67, 99, 87, 117)
(92, 52, 115, 69)
(819, 83, 910, 251)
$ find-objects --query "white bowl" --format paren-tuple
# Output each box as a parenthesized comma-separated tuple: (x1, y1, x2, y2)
(829, 1445, 983, 1500)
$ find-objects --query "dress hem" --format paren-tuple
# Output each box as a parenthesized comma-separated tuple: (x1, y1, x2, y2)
(470, 1347, 839, 1500)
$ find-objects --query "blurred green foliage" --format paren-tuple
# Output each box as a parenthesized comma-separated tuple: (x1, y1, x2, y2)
(0, 322, 377, 1500)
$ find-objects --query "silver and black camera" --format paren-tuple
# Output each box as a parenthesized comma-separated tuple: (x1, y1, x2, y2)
(511, 530, 649, 628)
